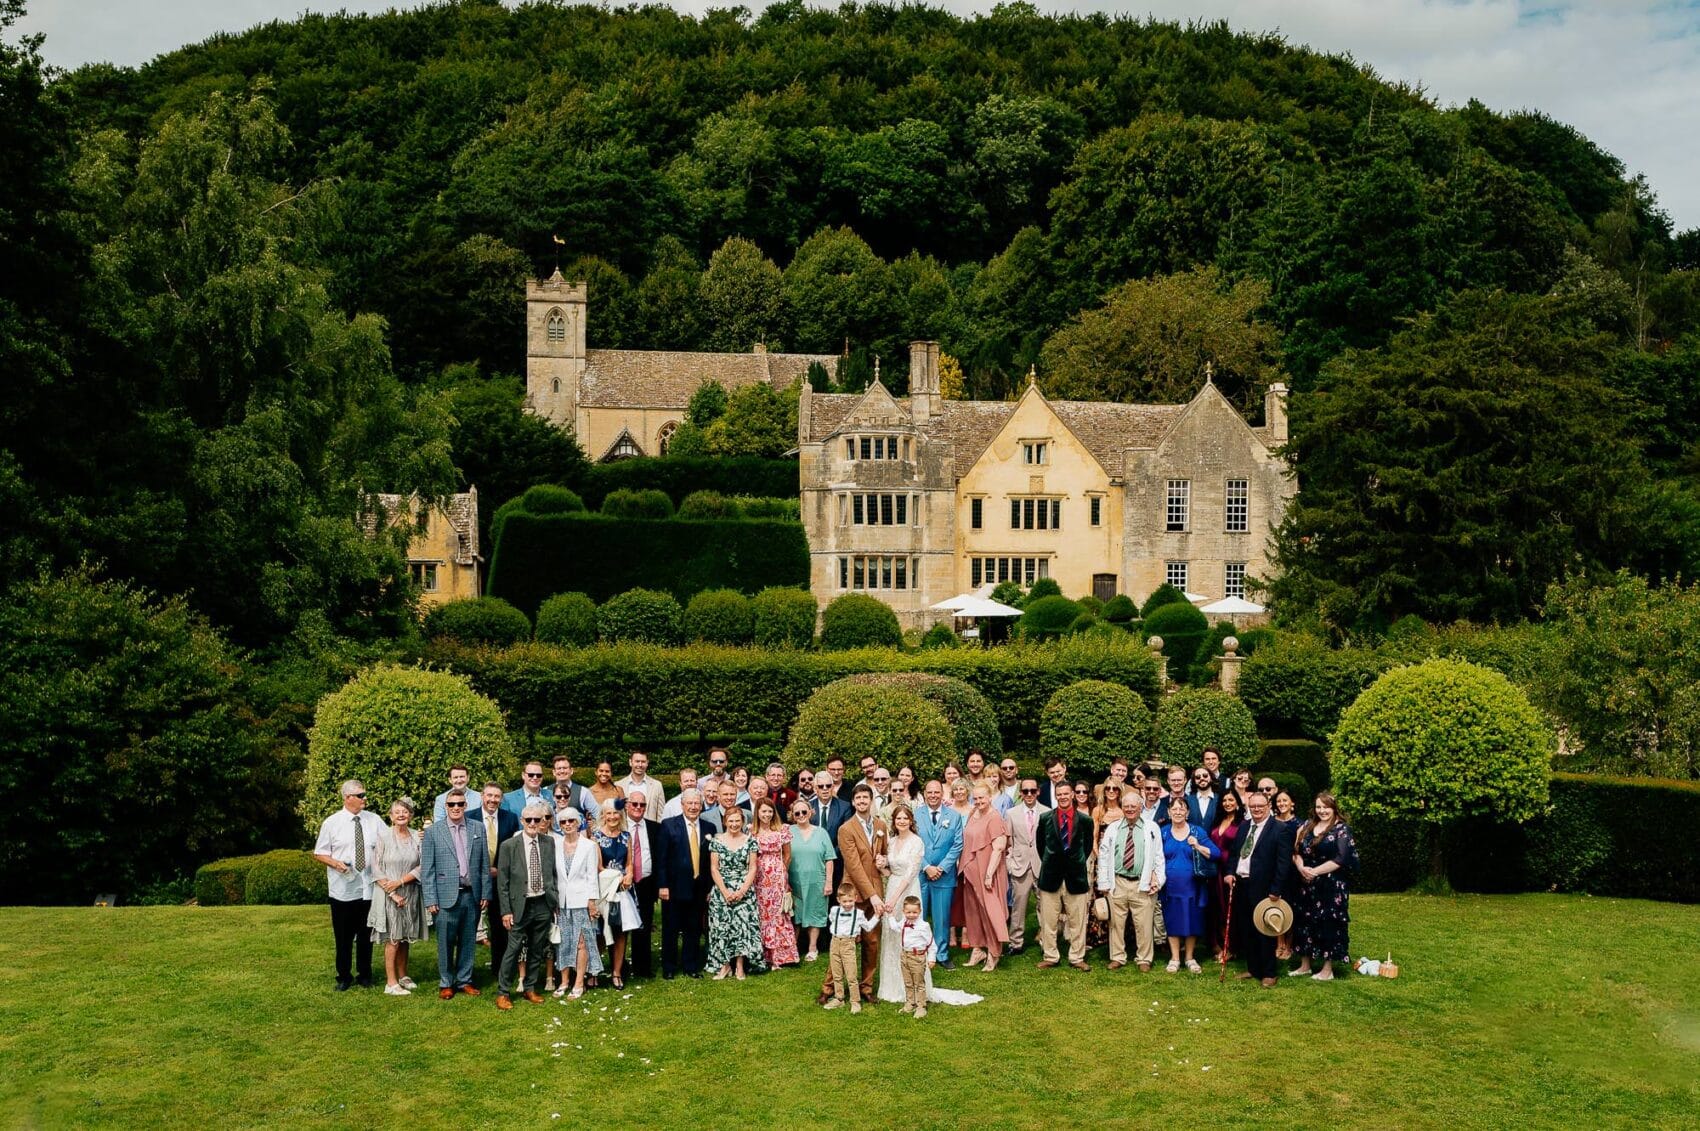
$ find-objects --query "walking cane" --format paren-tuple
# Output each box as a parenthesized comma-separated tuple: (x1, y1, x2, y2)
(1218, 881, 1235, 984)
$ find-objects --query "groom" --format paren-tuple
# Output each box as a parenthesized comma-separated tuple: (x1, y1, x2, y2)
(913, 779, 963, 969)
(818, 783, 887, 1006)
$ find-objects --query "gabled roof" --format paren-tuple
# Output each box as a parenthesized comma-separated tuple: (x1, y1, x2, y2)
(364, 490, 480, 565)
(578, 348, 838, 409)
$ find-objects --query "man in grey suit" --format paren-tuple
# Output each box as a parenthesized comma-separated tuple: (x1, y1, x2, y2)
(1004, 778, 1048, 953)
(421, 787, 488, 998)
(495, 802, 557, 1010)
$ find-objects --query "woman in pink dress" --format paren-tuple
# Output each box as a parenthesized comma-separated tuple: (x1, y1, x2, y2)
(752, 799, 800, 967)
(959, 782, 1011, 972)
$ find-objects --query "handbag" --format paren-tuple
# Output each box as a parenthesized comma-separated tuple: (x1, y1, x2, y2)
(1192, 845, 1217, 880)
(782, 891, 795, 918)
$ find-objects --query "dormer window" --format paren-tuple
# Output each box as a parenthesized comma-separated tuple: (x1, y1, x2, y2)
(847, 435, 900, 461)
(1022, 441, 1048, 465)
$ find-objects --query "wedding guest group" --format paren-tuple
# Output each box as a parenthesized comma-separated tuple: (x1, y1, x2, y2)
(312, 748, 1357, 1006)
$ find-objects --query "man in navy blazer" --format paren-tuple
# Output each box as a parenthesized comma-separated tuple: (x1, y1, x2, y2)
(913, 779, 964, 967)
(803, 774, 851, 892)
(1226, 790, 1294, 987)
(1187, 765, 1221, 829)
(656, 789, 715, 978)
(473, 783, 521, 980)
(421, 787, 489, 997)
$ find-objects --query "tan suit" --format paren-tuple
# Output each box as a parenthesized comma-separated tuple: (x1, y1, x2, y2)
(820, 814, 887, 1002)
(1004, 800, 1048, 949)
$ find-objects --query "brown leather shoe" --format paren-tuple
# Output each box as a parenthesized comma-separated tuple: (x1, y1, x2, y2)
(1070, 961, 1091, 972)
(1260, 977, 1277, 988)
(459, 985, 481, 997)
(522, 991, 546, 1004)
(1035, 959, 1058, 969)
(438, 987, 455, 1000)
(1137, 963, 1151, 972)
(1235, 972, 1254, 981)
(496, 994, 513, 1011)
(816, 991, 832, 1006)
(1108, 961, 1125, 971)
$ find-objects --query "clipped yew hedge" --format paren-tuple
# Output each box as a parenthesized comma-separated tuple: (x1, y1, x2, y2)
(432, 636, 1160, 745)
(195, 850, 326, 906)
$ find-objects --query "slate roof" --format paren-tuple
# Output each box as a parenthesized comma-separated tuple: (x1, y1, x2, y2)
(805, 391, 1190, 479)
(364, 490, 480, 564)
(578, 349, 838, 409)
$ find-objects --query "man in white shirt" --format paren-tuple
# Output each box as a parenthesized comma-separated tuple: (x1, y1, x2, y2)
(311, 779, 388, 990)
(623, 789, 658, 979)
(431, 764, 471, 824)
(1096, 791, 1164, 971)
(661, 769, 700, 819)
(615, 750, 666, 816)
(1004, 779, 1047, 953)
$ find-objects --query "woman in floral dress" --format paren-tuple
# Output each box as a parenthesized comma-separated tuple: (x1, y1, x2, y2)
(706, 805, 765, 980)
(1290, 791, 1360, 982)
(752, 799, 799, 968)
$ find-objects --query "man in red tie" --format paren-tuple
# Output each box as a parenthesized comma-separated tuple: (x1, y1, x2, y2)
(623, 790, 658, 979)
(1033, 783, 1094, 971)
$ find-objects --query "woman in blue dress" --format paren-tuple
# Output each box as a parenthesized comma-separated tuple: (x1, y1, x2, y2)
(1160, 796, 1219, 973)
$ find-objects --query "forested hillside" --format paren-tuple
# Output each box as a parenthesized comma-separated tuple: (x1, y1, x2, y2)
(4, 0, 1700, 897)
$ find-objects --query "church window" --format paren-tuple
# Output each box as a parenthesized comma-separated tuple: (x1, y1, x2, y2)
(657, 421, 679, 455)
(551, 377, 560, 394)
(546, 310, 566, 343)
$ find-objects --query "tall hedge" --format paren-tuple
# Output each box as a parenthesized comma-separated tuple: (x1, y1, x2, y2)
(1238, 635, 1389, 740)
(751, 587, 816, 648)
(522, 483, 585, 514)
(783, 683, 955, 780)
(1018, 595, 1082, 640)
(577, 456, 797, 510)
(843, 672, 1002, 759)
(601, 487, 676, 519)
(1156, 687, 1259, 769)
(488, 512, 809, 613)
(1039, 679, 1154, 775)
(430, 636, 1161, 746)
(819, 593, 902, 650)
(304, 665, 515, 822)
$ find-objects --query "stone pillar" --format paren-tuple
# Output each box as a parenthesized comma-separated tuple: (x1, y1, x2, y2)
(1147, 635, 1168, 691)
(1219, 636, 1243, 695)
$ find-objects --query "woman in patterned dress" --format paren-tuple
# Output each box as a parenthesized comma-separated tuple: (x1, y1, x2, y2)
(592, 806, 632, 989)
(1290, 792, 1360, 982)
(367, 797, 428, 995)
(753, 799, 800, 968)
(706, 805, 765, 980)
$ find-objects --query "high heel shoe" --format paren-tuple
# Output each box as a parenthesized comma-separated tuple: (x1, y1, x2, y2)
(611, 975, 624, 990)
(982, 958, 998, 973)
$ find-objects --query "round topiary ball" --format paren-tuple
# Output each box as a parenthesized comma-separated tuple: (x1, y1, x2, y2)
(1017, 595, 1082, 640)
(751, 587, 817, 648)
(683, 588, 755, 645)
(597, 588, 684, 645)
(601, 487, 675, 519)
(1140, 583, 1189, 619)
(535, 591, 598, 646)
(843, 672, 1002, 759)
(677, 490, 741, 520)
(521, 483, 586, 514)
(422, 596, 532, 647)
(783, 683, 955, 780)
(920, 621, 959, 650)
(244, 849, 329, 905)
(1156, 686, 1259, 770)
(1026, 577, 1063, 602)
(305, 664, 515, 822)
(1144, 601, 1209, 680)
(1040, 679, 1154, 776)
(1102, 594, 1137, 624)
(819, 593, 902, 650)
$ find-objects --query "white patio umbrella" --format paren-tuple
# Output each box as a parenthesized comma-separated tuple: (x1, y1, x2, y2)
(930, 594, 977, 611)
(1184, 590, 1210, 604)
(1199, 596, 1266, 615)
(949, 595, 1024, 618)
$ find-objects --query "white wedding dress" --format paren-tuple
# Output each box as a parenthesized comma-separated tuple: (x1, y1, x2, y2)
(877, 833, 982, 1006)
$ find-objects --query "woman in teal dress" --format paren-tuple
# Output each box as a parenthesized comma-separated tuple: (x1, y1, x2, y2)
(787, 799, 837, 961)
(705, 805, 765, 980)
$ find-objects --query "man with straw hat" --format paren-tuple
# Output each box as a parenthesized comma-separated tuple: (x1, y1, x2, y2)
(1226, 791, 1293, 987)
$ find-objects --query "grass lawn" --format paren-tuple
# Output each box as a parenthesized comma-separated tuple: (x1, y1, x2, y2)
(2, 894, 1697, 1128)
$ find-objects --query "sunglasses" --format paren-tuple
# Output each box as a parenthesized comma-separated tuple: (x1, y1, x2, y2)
(627, 801, 646, 808)
(710, 759, 727, 766)
(873, 776, 890, 783)
(522, 817, 546, 824)
(445, 801, 467, 808)
(524, 772, 543, 779)
(348, 792, 366, 800)
(1020, 788, 1038, 794)
(1000, 764, 1018, 772)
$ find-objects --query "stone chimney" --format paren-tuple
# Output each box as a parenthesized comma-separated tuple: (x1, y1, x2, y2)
(909, 340, 940, 425)
(1265, 382, 1289, 444)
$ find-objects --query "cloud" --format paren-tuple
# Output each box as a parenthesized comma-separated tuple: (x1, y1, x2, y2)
(15, 0, 1700, 228)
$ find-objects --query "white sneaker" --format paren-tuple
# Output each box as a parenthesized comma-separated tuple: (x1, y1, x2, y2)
(384, 984, 410, 996)
(399, 977, 417, 990)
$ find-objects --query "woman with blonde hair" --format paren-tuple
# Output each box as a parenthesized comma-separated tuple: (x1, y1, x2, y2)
(947, 776, 973, 949)
(753, 798, 799, 968)
(959, 783, 1010, 971)
(368, 797, 427, 995)
(706, 804, 764, 980)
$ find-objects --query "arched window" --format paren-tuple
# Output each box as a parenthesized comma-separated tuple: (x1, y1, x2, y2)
(546, 309, 566, 343)
(551, 377, 561, 394)
(656, 420, 679, 455)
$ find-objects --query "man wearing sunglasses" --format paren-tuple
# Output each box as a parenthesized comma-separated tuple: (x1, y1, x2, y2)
(496, 803, 559, 1010)
(421, 787, 489, 998)
(501, 760, 551, 819)
(312, 779, 388, 991)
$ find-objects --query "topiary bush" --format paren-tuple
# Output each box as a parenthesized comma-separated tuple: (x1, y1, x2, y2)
(1141, 583, 1188, 618)
(522, 483, 586, 514)
(844, 672, 1002, 760)
(677, 490, 740, 520)
(194, 853, 268, 907)
(1102, 594, 1136, 624)
(921, 621, 959, 649)
(1256, 738, 1331, 789)
(597, 588, 685, 645)
(601, 487, 675, 519)
(819, 593, 902, 650)
(683, 588, 755, 645)
(1144, 601, 1209, 680)
(421, 596, 532, 647)
(751, 586, 817, 648)
(244, 849, 328, 905)
(1018, 595, 1082, 641)
(738, 496, 800, 520)
(1075, 594, 1103, 618)
(1040, 679, 1155, 776)
(1330, 658, 1552, 886)
(1238, 634, 1388, 739)
(534, 591, 598, 646)
(1067, 611, 1098, 634)
(305, 664, 514, 824)
(1027, 577, 1063, 602)
(784, 682, 955, 780)
(1156, 687, 1260, 770)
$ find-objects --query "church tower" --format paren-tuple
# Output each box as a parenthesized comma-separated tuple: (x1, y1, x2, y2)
(525, 270, 587, 431)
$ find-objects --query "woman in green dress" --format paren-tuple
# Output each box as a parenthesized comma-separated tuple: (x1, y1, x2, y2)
(787, 799, 837, 962)
(706, 805, 765, 980)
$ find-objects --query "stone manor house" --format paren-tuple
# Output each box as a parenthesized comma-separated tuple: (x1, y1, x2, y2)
(525, 271, 1294, 627)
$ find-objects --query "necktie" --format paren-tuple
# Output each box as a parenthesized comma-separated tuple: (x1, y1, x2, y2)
(632, 825, 643, 880)
(1122, 823, 1137, 872)
(452, 821, 467, 881)
(527, 835, 542, 896)
(1060, 811, 1070, 851)
(688, 822, 700, 879)
(353, 817, 366, 871)
(1241, 821, 1259, 860)
(1026, 808, 1035, 842)
(485, 814, 497, 864)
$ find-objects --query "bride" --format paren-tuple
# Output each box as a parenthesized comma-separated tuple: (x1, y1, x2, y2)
(878, 803, 981, 1007)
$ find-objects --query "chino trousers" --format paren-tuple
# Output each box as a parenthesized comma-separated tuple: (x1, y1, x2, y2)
(1108, 876, 1157, 967)
(435, 895, 478, 988)
(901, 951, 928, 1009)
(1007, 868, 1038, 949)
(1037, 887, 1088, 964)
(828, 935, 861, 1003)
(820, 903, 879, 1001)
(329, 896, 373, 983)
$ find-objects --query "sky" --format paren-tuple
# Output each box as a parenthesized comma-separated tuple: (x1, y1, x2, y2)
(14, 0, 1700, 231)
